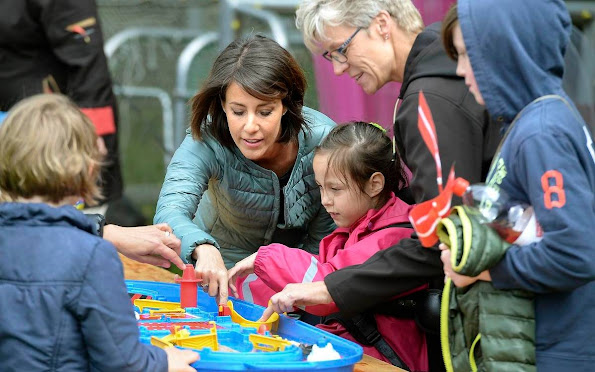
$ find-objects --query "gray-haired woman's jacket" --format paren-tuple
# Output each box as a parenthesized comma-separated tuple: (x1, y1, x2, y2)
(154, 107, 336, 268)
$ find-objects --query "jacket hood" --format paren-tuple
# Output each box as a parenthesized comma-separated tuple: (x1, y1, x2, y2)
(342, 193, 413, 247)
(458, 0, 571, 122)
(0, 202, 96, 234)
(399, 23, 459, 98)
(350, 193, 413, 232)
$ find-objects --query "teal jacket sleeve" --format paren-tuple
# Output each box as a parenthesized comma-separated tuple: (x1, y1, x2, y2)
(154, 133, 222, 264)
(297, 107, 337, 253)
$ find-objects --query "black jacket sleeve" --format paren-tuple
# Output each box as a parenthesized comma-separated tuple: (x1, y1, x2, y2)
(324, 239, 444, 315)
(395, 90, 498, 203)
(28, 0, 117, 136)
(34, 0, 115, 108)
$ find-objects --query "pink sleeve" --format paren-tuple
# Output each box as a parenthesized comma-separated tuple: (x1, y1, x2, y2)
(325, 228, 412, 269)
(251, 244, 342, 315)
(245, 228, 411, 315)
(253, 244, 320, 292)
(235, 273, 277, 307)
(235, 244, 322, 308)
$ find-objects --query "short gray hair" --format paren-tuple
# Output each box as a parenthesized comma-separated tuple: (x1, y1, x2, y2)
(296, 0, 424, 52)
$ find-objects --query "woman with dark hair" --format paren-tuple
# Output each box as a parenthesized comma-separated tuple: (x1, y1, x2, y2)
(154, 34, 336, 305)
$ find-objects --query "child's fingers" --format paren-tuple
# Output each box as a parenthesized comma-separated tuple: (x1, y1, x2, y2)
(229, 282, 238, 298)
(440, 249, 451, 264)
(182, 349, 200, 363)
(439, 243, 449, 251)
(227, 267, 250, 298)
(227, 267, 239, 282)
(164, 347, 199, 371)
(440, 251, 451, 273)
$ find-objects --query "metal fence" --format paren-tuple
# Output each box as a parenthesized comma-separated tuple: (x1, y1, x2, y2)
(97, 0, 595, 217)
(98, 0, 310, 214)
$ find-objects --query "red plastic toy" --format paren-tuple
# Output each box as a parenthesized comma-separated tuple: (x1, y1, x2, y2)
(409, 91, 468, 247)
(218, 304, 231, 317)
(174, 264, 201, 308)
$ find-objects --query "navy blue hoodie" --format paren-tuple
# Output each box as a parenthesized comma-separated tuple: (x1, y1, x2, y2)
(458, 0, 595, 370)
(0, 203, 167, 371)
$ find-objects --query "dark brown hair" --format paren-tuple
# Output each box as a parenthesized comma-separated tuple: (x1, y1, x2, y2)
(316, 121, 408, 205)
(442, 3, 459, 61)
(190, 34, 308, 147)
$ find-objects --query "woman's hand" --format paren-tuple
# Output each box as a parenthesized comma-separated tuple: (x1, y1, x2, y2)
(258, 281, 333, 321)
(103, 223, 185, 270)
(440, 243, 491, 287)
(193, 244, 228, 305)
(227, 252, 257, 298)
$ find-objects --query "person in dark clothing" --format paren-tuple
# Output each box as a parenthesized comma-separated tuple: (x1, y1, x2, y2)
(0, 0, 146, 226)
(264, 0, 501, 369)
(441, 1, 595, 370)
(0, 94, 197, 372)
(392, 22, 499, 203)
(0, 0, 184, 268)
(296, 0, 500, 206)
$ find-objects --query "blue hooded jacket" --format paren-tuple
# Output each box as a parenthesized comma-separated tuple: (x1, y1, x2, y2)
(0, 203, 167, 371)
(458, 0, 595, 370)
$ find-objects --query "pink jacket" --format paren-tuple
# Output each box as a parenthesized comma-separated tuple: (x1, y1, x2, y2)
(236, 194, 428, 370)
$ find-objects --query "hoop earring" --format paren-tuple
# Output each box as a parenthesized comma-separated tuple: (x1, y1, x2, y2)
(384, 34, 389, 40)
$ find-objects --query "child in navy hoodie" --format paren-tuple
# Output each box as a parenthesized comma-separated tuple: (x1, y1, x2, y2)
(441, 1, 595, 370)
(0, 94, 198, 372)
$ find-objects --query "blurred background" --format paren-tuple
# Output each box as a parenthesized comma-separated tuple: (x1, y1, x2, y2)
(98, 0, 595, 224)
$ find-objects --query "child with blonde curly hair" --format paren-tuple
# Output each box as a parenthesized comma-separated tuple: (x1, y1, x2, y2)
(0, 94, 197, 372)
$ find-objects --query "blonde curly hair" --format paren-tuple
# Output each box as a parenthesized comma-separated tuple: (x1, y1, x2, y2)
(0, 94, 103, 205)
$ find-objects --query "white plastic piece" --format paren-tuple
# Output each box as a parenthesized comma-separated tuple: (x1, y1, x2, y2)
(307, 341, 341, 362)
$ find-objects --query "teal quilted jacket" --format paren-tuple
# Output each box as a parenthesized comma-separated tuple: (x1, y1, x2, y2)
(154, 107, 336, 268)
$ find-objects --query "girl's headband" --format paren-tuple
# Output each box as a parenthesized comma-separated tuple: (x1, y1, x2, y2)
(368, 122, 386, 133)
(367, 122, 395, 161)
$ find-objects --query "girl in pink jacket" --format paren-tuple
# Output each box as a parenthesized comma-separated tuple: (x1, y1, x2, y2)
(228, 121, 427, 370)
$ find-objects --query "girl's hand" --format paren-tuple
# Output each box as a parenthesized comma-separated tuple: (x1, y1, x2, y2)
(258, 281, 333, 321)
(193, 244, 228, 305)
(440, 243, 491, 287)
(227, 252, 258, 298)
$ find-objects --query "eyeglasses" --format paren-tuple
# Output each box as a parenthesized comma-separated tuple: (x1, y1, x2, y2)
(322, 27, 362, 63)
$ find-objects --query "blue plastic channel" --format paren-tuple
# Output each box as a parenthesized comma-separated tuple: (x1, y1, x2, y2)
(126, 280, 363, 372)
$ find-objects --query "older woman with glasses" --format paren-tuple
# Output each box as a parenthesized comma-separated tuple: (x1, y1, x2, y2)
(297, 0, 498, 202)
